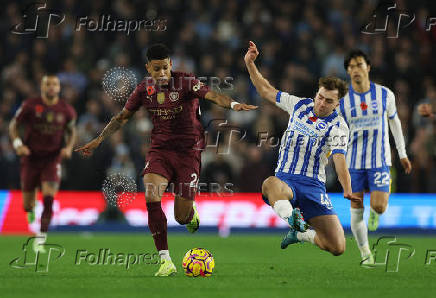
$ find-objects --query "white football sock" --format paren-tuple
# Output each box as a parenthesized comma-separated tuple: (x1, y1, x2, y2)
(159, 250, 171, 261)
(350, 207, 371, 257)
(36, 232, 47, 242)
(296, 230, 316, 244)
(272, 200, 293, 224)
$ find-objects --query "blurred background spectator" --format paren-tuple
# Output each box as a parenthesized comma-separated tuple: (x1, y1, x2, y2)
(0, 0, 434, 193)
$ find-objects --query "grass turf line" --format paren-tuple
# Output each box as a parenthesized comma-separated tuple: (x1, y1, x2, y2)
(0, 233, 435, 298)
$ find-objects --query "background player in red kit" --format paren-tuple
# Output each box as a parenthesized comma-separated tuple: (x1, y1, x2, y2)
(9, 75, 77, 252)
(76, 44, 257, 276)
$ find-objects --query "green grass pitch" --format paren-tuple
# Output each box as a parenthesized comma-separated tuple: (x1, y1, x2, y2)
(1, 233, 435, 298)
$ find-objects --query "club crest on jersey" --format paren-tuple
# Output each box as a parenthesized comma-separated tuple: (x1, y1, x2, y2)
(46, 111, 54, 123)
(316, 121, 327, 131)
(157, 92, 165, 104)
(371, 100, 378, 111)
(35, 104, 44, 117)
(169, 92, 179, 102)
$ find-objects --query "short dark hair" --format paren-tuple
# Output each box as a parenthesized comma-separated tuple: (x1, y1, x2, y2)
(318, 76, 348, 99)
(344, 49, 371, 70)
(146, 43, 170, 62)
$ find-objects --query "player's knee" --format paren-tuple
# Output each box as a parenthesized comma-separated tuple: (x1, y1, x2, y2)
(371, 202, 387, 214)
(327, 238, 345, 256)
(174, 213, 190, 225)
(23, 200, 34, 212)
(23, 204, 33, 212)
(261, 176, 275, 194)
(330, 245, 345, 256)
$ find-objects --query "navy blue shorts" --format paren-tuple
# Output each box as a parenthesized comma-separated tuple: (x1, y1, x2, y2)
(262, 172, 336, 221)
(349, 166, 391, 193)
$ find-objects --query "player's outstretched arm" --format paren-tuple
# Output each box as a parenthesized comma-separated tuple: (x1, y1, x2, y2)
(75, 108, 134, 157)
(8, 117, 30, 156)
(332, 153, 361, 203)
(204, 90, 257, 111)
(244, 41, 278, 104)
(60, 119, 77, 159)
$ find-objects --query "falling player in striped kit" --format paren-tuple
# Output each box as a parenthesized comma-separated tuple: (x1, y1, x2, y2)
(245, 41, 360, 256)
(340, 50, 412, 264)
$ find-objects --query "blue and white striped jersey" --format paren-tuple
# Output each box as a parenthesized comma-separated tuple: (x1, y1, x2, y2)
(275, 91, 349, 183)
(338, 82, 405, 169)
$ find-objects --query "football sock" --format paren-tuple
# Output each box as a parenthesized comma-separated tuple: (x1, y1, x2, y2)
(297, 230, 316, 244)
(36, 232, 47, 240)
(40, 195, 54, 233)
(158, 250, 171, 261)
(351, 207, 371, 257)
(146, 202, 168, 251)
(272, 200, 293, 223)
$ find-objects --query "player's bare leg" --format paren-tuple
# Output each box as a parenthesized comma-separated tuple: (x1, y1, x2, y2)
(22, 190, 36, 224)
(143, 173, 176, 276)
(32, 181, 58, 253)
(368, 191, 389, 231)
(350, 192, 373, 264)
(262, 176, 307, 231)
(174, 196, 199, 233)
(283, 215, 345, 256)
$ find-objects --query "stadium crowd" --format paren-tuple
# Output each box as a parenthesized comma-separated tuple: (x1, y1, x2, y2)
(0, 0, 435, 193)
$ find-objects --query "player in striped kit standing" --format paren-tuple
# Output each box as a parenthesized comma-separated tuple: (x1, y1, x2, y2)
(245, 41, 361, 256)
(340, 50, 412, 264)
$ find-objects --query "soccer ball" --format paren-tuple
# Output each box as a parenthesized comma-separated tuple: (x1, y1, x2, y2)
(182, 248, 215, 277)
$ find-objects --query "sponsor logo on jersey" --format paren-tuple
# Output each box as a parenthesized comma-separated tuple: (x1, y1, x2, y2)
(291, 120, 319, 138)
(157, 92, 165, 104)
(169, 92, 179, 102)
(349, 115, 381, 130)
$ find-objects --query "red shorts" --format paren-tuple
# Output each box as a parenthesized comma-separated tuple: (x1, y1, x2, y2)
(20, 155, 61, 191)
(142, 149, 201, 200)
